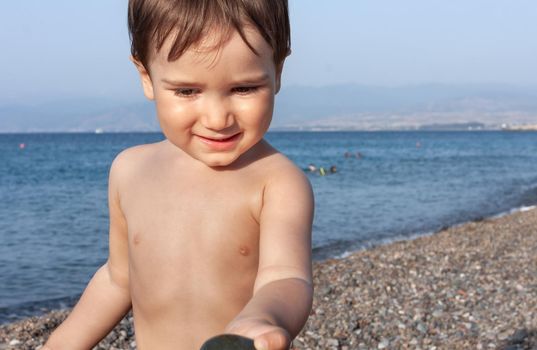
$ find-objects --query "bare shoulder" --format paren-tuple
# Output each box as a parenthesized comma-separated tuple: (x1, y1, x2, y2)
(111, 142, 161, 170)
(108, 142, 164, 190)
(257, 146, 313, 204)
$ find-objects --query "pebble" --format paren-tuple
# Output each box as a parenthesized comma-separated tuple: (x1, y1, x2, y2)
(377, 338, 389, 349)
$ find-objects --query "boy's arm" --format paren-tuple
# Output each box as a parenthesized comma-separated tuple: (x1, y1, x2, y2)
(226, 165, 314, 350)
(43, 157, 132, 350)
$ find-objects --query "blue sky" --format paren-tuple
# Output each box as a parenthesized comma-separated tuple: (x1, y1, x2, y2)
(1, 0, 536, 104)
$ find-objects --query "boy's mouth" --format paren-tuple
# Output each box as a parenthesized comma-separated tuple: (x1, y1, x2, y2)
(201, 134, 239, 142)
(196, 133, 242, 150)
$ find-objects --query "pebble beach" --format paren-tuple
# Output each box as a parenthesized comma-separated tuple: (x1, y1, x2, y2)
(1, 208, 536, 350)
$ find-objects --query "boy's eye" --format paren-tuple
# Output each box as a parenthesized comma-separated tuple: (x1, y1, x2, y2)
(174, 88, 199, 97)
(232, 86, 259, 94)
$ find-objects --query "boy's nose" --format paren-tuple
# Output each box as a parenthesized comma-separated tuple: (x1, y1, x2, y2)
(201, 97, 234, 131)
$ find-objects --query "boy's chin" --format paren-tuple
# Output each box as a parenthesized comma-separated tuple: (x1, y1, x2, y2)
(195, 154, 241, 168)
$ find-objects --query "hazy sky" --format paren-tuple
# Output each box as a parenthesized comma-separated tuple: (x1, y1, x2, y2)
(1, 0, 536, 104)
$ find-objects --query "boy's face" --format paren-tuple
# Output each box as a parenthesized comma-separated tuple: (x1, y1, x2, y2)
(134, 27, 282, 168)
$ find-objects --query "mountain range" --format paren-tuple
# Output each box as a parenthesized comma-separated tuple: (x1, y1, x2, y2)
(1, 84, 537, 132)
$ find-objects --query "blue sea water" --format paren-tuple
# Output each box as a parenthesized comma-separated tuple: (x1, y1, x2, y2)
(1, 131, 537, 323)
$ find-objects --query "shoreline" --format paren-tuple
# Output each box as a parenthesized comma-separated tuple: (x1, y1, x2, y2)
(3, 203, 535, 323)
(298, 207, 537, 349)
(2, 208, 537, 349)
(332, 204, 537, 261)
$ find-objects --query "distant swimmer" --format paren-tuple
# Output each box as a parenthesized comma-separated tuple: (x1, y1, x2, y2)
(19, 143, 26, 150)
(345, 151, 363, 159)
(307, 163, 317, 172)
(330, 165, 337, 173)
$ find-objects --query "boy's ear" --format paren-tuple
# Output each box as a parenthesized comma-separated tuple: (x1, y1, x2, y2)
(275, 49, 291, 94)
(275, 59, 286, 94)
(130, 56, 155, 100)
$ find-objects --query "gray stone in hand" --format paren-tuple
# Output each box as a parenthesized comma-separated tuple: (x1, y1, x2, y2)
(200, 334, 256, 350)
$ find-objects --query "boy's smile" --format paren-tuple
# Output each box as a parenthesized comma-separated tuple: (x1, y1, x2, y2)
(196, 133, 243, 152)
(134, 27, 282, 167)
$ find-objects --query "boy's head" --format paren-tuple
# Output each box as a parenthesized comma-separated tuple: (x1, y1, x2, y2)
(127, 0, 291, 168)
(128, 0, 290, 73)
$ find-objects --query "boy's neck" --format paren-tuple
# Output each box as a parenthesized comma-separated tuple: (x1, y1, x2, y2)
(161, 138, 275, 172)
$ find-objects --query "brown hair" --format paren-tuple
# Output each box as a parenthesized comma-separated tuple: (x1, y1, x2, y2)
(128, 0, 290, 70)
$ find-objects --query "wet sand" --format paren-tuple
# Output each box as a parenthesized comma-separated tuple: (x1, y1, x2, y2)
(1, 208, 536, 349)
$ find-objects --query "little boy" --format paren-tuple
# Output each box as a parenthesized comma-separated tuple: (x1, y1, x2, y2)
(43, 0, 314, 349)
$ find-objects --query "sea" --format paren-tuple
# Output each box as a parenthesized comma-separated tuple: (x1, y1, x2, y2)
(1, 131, 537, 324)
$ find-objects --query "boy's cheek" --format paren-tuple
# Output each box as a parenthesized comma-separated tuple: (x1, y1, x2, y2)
(238, 92, 275, 115)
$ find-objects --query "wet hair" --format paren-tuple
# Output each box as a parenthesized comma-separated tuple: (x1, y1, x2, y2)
(128, 0, 290, 70)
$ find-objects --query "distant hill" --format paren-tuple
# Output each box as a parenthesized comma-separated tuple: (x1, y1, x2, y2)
(0, 99, 158, 132)
(1, 84, 537, 132)
(272, 84, 537, 130)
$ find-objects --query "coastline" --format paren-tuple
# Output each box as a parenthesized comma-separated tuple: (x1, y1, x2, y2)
(332, 204, 537, 261)
(298, 207, 537, 349)
(1, 209, 536, 349)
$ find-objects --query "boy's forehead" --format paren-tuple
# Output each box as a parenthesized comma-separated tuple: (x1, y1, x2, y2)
(151, 26, 274, 71)
(159, 30, 228, 64)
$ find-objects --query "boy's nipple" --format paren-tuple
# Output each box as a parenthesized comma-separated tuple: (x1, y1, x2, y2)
(133, 233, 142, 246)
(238, 245, 250, 257)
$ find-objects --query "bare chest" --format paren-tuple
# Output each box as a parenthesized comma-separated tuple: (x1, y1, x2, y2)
(121, 170, 263, 282)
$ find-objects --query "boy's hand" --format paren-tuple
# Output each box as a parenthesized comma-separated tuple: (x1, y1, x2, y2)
(225, 317, 291, 350)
